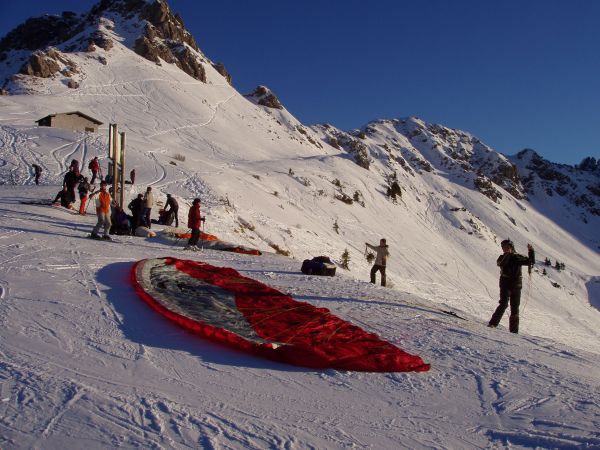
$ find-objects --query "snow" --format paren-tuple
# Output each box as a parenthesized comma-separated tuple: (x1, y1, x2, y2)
(1, 11, 599, 448)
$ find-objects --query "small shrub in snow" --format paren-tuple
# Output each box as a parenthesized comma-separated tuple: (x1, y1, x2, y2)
(335, 193, 353, 205)
(333, 220, 339, 234)
(340, 248, 350, 269)
(173, 153, 186, 162)
(270, 243, 290, 256)
(238, 217, 256, 232)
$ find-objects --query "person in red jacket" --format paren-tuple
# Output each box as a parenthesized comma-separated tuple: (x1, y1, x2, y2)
(185, 198, 203, 250)
(89, 157, 100, 185)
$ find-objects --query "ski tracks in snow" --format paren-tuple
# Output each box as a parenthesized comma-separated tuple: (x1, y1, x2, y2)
(147, 93, 235, 138)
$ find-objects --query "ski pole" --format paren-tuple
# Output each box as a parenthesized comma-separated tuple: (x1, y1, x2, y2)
(521, 273, 533, 316)
(85, 189, 96, 214)
(201, 217, 206, 251)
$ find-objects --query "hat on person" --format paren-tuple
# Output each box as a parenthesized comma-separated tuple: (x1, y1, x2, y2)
(193, 198, 200, 204)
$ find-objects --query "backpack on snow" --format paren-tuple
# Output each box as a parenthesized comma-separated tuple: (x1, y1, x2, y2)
(301, 256, 336, 277)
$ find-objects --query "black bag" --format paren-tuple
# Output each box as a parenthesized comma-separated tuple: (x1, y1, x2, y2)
(301, 256, 336, 276)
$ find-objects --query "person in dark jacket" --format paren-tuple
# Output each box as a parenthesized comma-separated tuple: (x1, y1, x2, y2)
(128, 193, 144, 233)
(63, 167, 79, 206)
(488, 239, 535, 334)
(52, 186, 72, 208)
(130, 168, 136, 185)
(32, 164, 42, 185)
(69, 159, 80, 177)
(78, 177, 91, 215)
(164, 194, 179, 227)
(185, 198, 202, 250)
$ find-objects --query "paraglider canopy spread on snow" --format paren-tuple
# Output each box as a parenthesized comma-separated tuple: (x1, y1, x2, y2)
(132, 257, 430, 372)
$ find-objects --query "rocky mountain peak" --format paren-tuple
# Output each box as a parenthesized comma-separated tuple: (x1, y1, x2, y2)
(512, 149, 600, 218)
(0, 12, 83, 60)
(0, 0, 234, 89)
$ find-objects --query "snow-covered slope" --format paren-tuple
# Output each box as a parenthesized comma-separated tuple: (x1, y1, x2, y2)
(0, 1, 599, 447)
(1, 185, 599, 449)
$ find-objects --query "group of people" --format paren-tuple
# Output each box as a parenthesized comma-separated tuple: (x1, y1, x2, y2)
(38, 159, 537, 333)
(365, 238, 535, 334)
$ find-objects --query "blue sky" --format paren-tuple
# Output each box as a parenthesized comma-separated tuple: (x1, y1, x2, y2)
(2, 0, 599, 165)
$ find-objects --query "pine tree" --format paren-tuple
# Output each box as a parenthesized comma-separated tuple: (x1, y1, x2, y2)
(333, 219, 339, 234)
(340, 248, 350, 270)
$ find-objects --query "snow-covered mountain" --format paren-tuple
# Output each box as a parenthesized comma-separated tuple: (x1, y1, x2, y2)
(1, 1, 599, 447)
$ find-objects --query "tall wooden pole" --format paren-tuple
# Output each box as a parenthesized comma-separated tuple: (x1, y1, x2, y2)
(112, 124, 118, 202)
(119, 131, 126, 208)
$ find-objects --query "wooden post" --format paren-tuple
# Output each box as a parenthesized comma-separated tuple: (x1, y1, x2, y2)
(112, 124, 118, 202)
(107, 123, 126, 207)
(119, 131, 126, 208)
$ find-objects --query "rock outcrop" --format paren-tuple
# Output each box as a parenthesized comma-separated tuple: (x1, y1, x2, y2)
(245, 86, 283, 110)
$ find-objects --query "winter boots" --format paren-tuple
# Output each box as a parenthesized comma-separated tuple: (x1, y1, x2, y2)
(509, 315, 519, 334)
(488, 313, 519, 334)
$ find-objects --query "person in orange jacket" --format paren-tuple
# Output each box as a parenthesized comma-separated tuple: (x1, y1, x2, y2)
(90, 181, 113, 240)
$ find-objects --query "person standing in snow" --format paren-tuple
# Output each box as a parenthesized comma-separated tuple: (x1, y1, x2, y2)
(78, 176, 91, 215)
(488, 240, 535, 334)
(69, 159, 80, 177)
(128, 193, 144, 233)
(164, 194, 179, 227)
(90, 181, 113, 240)
(62, 167, 80, 208)
(185, 198, 202, 250)
(142, 186, 154, 228)
(130, 168, 136, 185)
(366, 238, 390, 287)
(32, 164, 42, 185)
(89, 157, 100, 185)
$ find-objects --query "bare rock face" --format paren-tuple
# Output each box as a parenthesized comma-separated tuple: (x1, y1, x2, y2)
(247, 86, 283, 110)
(212, 63, 232, 85)
(173, 46, 206, 81)
(130, 1, 206, 82)
(67, 79, 79, 89)
(139, 2, 199, 51)
(20, 51, 61, 78)
(0, 11, 82, 58)
(19, 47, 78, 79)
(88, 31, 114, 51)
(474, 175, 503, 202)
